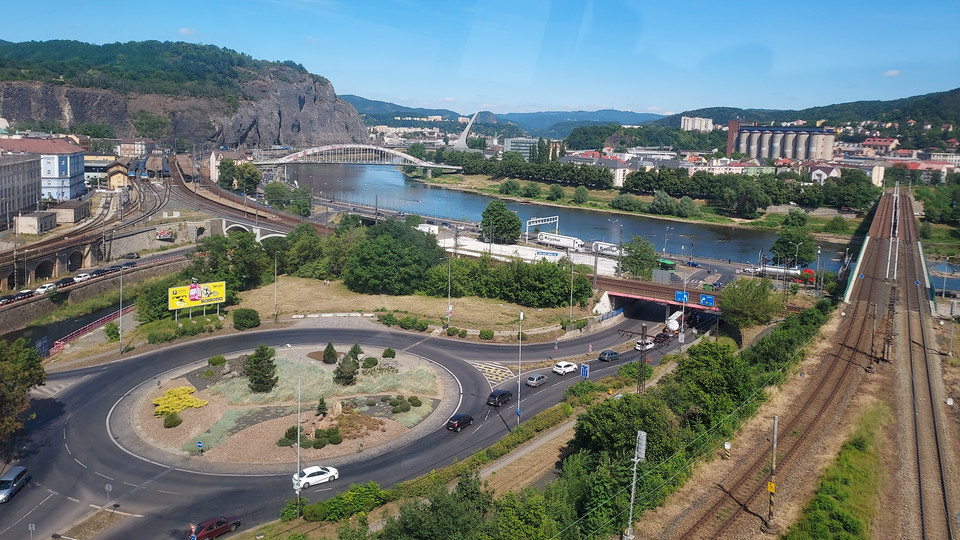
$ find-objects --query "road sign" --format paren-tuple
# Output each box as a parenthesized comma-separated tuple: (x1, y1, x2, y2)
(767, 481, 776, 493)
(699, 294, 715, 307)
(197, 441, 203, 449)
(674, 291, 689, 302)
(859, 273, 864, 279)
(588, 343, 593, 354)
(536, 251, 559, 257)
(916, 280, 921, 285)
(580, 363, 589, 378)
(516, 408, 522, 417)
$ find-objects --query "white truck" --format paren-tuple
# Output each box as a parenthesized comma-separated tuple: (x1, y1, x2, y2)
(537, 232, 585, 252)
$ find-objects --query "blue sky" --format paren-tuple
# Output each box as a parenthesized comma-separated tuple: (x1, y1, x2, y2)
(5, 1, 959, 115)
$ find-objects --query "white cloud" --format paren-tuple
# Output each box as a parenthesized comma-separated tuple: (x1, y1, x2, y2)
(441, 97, 456, 102)
(884, 69, 900, 77)
(178, 28, 195, 35)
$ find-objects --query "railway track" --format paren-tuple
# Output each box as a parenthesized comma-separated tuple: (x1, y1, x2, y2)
(898, 189, 955, 539)
(675, 192, 897, 538)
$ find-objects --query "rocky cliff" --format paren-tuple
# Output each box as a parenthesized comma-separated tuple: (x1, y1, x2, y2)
(0, 64, 368, 148)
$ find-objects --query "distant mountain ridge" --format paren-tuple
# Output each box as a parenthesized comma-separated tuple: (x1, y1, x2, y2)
(339, 95, 461, 120)
(498, 110, 663, 135)
(656, 87, 960, 127)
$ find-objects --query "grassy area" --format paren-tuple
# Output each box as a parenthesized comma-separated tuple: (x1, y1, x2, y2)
(782, 402, 889, 540)
(921, 222, 960, 259)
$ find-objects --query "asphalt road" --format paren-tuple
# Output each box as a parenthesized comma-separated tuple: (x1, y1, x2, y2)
(0, 304, 706, 540)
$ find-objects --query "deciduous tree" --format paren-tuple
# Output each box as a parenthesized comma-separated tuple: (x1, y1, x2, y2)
(0, 338, 46, 447)
(718, 277, 782, 328)
(480, 199, 522, 244)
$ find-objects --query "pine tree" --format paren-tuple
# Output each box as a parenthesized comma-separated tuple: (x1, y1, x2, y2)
(323, 342, 338, 364)
(246, 344, 278, 393)
(333, 356, 360, 386)
(348, 342, 364, 360)
(315, 396, 328, 416)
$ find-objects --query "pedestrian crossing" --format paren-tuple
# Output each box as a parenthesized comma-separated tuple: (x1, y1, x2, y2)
(467, 361, 515, 386)
(31, 380, 74, 398)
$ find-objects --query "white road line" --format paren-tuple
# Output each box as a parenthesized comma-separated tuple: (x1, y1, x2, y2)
(74, 458, 87, 468)
(87, 504, 143, 517)
(0, 492, 54, 535)
(157, 490, 181, 495)
(123, 482, 139, 488)
(64, 442, 71, 455)
(67, 497, 80, 503)
(95, 471, 114, 480)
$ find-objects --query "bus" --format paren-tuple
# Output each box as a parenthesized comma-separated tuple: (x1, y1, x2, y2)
(658, 259, 676, 273)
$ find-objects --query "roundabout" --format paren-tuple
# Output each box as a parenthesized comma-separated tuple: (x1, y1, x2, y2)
(1, 314, 652, 539)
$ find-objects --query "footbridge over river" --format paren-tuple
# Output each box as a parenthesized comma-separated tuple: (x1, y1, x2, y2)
(255, 144, 460, 173)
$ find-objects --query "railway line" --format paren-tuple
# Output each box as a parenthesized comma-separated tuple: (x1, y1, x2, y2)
(898, 188, 955, 539)
(673, 192, 898, 538)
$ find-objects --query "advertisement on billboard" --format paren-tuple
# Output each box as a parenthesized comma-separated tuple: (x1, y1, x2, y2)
(168, 281, 226, 310)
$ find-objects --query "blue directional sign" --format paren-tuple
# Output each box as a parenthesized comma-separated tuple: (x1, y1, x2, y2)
(197, 441, 203, 449)
(699, 294, 715, 307)
(675, 291, 689, 302)
(516, 408, 522, 417)
(536, 251, 559, 257)
(859, 274, 864, 279)
(916, 280, 921, 286)
(580, 363, 590, 379)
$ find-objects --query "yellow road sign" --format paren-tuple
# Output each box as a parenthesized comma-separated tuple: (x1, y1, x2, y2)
(767, 481, 775, 493)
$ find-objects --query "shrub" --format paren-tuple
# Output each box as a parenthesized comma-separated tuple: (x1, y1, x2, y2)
(147, 331, 176, 344)
(479, 329, 494, 340)
(391, 406, 402, 414)
(153, 387, 209, 416)
(415, 320, 430, 332)
(459, 329, 467, 338)
(208, 355, 226, 366)
(382, 347, 396, 358)
(163, 411, 182, 428)
(301, 481, 387, 523)
(285, 425, 302, 441)
(389, 399, 400, 407)
(315, 396, 328, 416)
(366, 399, 376, 406)
(200, 369, 215, 379)
(380, 395, 391, 402)
(312, 437, 328, 450)
(399, 401, 411, 412)
(362, 357, 378, 369)
(280, 497, 306, 521)
(104, 322, 120, 342)
(348, 342, 364, 359)
(377, 313, 397, 326)
(397, 315, 418, 329)
(232, 308, 261, 330)
(277, 437, 294, 447)
(323, 342, 338, 364)
(408, 396, 422, 407)
(447, 327, 459, 336)
(327, 428, 343, 445)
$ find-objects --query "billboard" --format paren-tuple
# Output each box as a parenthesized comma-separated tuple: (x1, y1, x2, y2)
(168, 281, 226, 310)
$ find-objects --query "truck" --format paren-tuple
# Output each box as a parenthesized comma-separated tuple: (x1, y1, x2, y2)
(746, 266, 815, 282)
(537, 232, 584, 252)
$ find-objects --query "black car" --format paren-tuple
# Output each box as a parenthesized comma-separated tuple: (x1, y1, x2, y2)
(486, 390, 513, 407)
(0, 295, 15, 306)
(107, 265, 122, 273)
(55, 277, 75, 288)
(597, 350, 620, 362)
(446, 413, 474, 432)
(89, 268, 109, 278)
(121, 261, 137, 269)
(13, 290, 33, 301)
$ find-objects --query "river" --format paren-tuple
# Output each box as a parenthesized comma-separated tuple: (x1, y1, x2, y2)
(287, 164, 849, 271)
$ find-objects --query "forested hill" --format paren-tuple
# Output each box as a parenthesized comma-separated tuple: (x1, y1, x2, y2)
(0, 40, 367, 148)
(340, 94, 460, 120)
(0, 39, 326, 98)
(655, 87, 960, 127)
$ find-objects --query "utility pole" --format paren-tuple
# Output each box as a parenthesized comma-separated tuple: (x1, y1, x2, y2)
(763, 416, 780, 534)
(624, 430, 647, 540)
(639, 324, 647, 393)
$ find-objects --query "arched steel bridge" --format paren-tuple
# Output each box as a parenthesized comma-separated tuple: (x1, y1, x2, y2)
(255, 144, 459, 170)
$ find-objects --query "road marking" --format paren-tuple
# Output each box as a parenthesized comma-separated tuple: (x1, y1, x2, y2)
(64, 442, 71, 455)
(0, 492, 54, 535)
(95, 472, 114, 480)
(74, 458, 86, 468)
(67, 496, 80, 503)
(467, 361, 514, 385)
(157, 490, 181, 495)
(123, 482, 139, 488)
(46, 488, 59, 495)
(88, 504, 143, 517)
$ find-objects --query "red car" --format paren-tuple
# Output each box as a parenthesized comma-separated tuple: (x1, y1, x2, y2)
(190, 515, 240, 539)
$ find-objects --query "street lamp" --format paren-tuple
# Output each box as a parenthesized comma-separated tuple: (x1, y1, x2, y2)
(499, 304, 523, 429)
(608, 218, 622, 275)
(663, 226, 673, 254)
(944, 257, 951, 299)
(118, 265, 123, 355)
(285, 344, 304, 518)
(788, 241, 803, 268)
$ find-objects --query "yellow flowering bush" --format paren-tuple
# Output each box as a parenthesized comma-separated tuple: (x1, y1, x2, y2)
(153, 386, 209, 417)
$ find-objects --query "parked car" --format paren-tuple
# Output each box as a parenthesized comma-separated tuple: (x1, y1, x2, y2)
(486, 389, 513, 407)
(121, 261, 137, 269)
(525, 374, 548, 387)
(14, 290, 34, 301)
(34, 283, 57, 295)
(55, 277, 76, 288)
(89, 269, 109, 278)
(446, 413, 474, 432)
(107, 265, 123, 273)
(635, 339, 655, 351)
(653, 332, 672, 344)
(73, 273, 91, 283)
(191, 515, 241, 539)
(0, 465, 29, 503)
(0, 295, 15, 306)
(552, 361, 578, 375)
(123, 252, 140, 259)
(685, 260, 701, 267)
(292, 466, 339, 489)
(598, 350, 620, 362)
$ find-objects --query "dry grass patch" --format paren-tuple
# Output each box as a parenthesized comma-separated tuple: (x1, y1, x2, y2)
(239, 276, 581, 331)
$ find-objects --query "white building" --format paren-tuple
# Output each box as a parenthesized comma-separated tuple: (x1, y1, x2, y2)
(681, 116, 714, 132)
(0, 138, 85, 200)
(0, 152, 41, 229)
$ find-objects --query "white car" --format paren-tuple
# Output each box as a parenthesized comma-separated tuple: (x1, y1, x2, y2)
(293, 465, 339, 489)
(34, 283, 57, 295)
(552, 361, 578, 375)
(73, 273, 91, 283)
(635, 339, 655, 351)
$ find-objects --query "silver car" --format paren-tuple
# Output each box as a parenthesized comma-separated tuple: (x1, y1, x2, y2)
(0, 466, 29, 503)
(525, 374, 547, 387)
